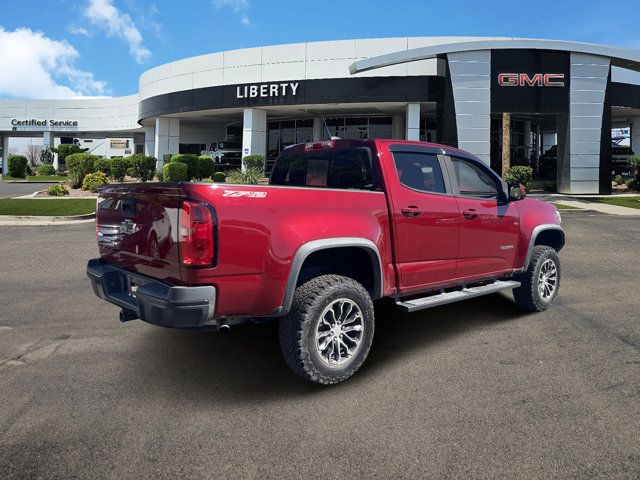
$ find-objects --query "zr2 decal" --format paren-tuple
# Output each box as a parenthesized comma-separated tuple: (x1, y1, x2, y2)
(223, 190, 268, 198)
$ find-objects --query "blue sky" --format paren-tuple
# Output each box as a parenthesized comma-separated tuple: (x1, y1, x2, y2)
(0, 0, 639, 98)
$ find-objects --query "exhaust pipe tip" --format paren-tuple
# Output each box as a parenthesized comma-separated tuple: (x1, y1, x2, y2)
(218, 324, 231, 333)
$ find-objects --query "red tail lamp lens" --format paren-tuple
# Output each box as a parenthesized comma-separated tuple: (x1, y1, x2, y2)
(179, 200, 215, 266)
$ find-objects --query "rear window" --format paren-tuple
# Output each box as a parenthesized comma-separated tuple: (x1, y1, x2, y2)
(270, 147, 376, 190)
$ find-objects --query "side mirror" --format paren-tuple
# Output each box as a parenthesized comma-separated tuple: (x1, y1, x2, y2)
(508, 182, 526, 201)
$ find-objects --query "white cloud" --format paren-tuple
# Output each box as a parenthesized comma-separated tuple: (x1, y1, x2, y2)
(213, 0, 252, 27)
(83, 0, 151, 63)
(68, 25, 90, 36)
(212, 0, 250, 11)
(0, 27, 108, 99)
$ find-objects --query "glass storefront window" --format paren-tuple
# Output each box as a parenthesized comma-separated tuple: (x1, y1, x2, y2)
(369, 117, 393, 139)
(322, 117, 393, 141)
(267, 116, 395, 168)
(419, 116, 438, 143)
(343, 117, 369, 140)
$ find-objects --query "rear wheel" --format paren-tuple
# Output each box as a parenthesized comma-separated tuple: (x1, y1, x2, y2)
(279, 275, 375, 385)
(513, 245, 561, 312)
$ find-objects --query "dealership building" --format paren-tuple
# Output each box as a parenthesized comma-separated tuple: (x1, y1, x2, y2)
(2, 36, 640, 194)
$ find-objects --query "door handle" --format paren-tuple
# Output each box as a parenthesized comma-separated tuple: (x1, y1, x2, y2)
(401, 206, 423, 217)
(463, 209, 478, 219)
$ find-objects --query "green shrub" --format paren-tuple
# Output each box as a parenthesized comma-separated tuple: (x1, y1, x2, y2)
(129, 154, 157, 181)
(613, 174, 623, 185)
(94, 158, 111, 176)
(213, 171, 226, 183)
(82, 171, 109, 192)
(66, 153, 97, 188)
(624, 178, 639, 190)
(163, 153, 174, 164)
(198, 156, 215, 180)
(38, 163, 56, 176)
(26, 165, 33, 176)
(47, 184, 69, 196)
(162, 162, 188, 182)
(54, 144, 88, 166)
(504, 166, 533, 192)
(627, 156, 640, 173)
(7, 155, 28, 178)
(170, 154, 199, 180)
(110, 157, 129, 182)
(226, 167, 261, 185)
(242, 155, 265, 172)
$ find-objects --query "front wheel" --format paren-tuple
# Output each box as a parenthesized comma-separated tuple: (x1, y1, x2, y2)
(513, 245, 561, 312)
(279, 275, 375, 385)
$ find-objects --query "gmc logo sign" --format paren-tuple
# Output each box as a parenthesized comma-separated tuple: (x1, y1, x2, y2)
(498, 73, 565, 87)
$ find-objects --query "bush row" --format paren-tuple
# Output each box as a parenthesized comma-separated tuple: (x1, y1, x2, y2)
(164, 154, 214, 181)
(66, 154, 158, 187)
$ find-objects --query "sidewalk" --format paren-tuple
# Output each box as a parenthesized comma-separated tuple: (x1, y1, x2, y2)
(531, 193, 640, 216)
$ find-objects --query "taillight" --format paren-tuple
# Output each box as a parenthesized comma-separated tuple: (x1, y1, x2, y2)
(179, 200, 216, 267)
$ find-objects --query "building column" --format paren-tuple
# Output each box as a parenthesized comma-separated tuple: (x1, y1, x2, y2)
(1, 137, 9, 175)
(406, 103, 420, 141)
(312, 117, 324, 141)
(558, 53, 611, 194)
(392, 115, 404, 139)
(447, 50, 491, 165)
(144, 126, 156, 157)
(154, 118, 180, 168)
(242, 108, 267, 170)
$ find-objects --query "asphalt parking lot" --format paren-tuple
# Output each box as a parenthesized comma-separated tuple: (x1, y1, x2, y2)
(1, 213, 639, 479)
(0, 181, 55, 199)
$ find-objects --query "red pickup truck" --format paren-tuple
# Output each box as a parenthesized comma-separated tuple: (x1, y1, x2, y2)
(87, 139, 564, 384)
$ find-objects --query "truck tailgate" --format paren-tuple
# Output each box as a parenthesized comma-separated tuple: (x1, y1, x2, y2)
(96, 184, 183, 284)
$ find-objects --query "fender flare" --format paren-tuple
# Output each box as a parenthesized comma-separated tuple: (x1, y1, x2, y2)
(278, 237, 384, 316)
(517, 224, 565, 273)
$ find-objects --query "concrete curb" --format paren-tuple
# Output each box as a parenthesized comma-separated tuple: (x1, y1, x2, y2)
(0, 212, 95, 226)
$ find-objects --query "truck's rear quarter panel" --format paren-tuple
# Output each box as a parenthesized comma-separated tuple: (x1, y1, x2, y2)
(182, 183, 392, 317)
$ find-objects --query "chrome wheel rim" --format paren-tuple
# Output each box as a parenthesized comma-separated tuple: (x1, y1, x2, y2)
(315, 298, 364, 366)
(538, 259, 558, 301)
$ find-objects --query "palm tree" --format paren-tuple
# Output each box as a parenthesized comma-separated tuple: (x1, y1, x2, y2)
(501, 112, 511, 177)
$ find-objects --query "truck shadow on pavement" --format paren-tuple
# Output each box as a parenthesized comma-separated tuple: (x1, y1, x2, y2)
(130, 292, 527, 401)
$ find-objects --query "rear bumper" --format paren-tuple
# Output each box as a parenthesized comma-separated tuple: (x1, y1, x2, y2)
(86, 258, 216, 328)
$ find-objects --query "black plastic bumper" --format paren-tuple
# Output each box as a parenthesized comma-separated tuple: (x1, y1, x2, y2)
(86, 258, 216, 328)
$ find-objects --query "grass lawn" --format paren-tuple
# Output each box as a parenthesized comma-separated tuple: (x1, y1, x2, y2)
(588, 196, 640, 210)
(0, 199, 95, 216)
(552, 203, 581, 210)
(1, 175, 68, 182)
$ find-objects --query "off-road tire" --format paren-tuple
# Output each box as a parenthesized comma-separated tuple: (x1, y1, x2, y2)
(513, 245, 561, 312)
(279, 275, 375, 385)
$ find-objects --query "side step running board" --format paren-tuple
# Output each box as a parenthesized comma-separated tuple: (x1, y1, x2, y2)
(395, 280, 521, 313)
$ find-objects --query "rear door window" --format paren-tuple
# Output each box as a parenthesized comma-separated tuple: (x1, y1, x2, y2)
(392, 152, 447, 194)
